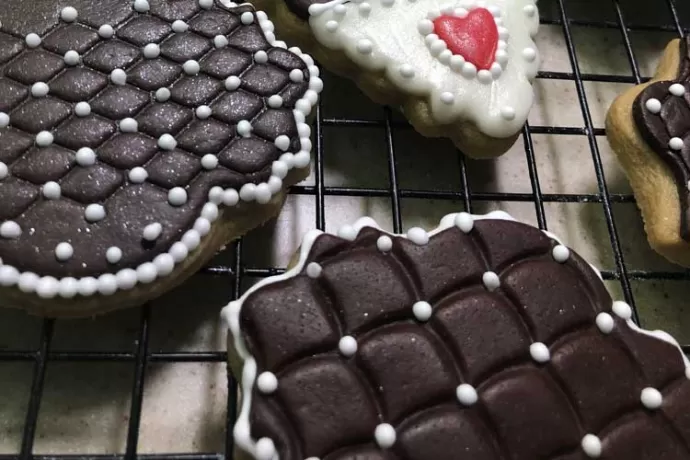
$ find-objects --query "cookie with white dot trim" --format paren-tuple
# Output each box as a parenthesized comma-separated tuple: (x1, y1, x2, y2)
(0, 0, 322, 316)
(223, 210, 690, 460)
(607, 36, 690, 267)
(251, 0, 540, 159)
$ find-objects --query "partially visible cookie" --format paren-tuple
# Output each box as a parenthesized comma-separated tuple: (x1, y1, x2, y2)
(0, 0, 322, 316)
(252, 0, 540, 159)
(223, 211, 690, 460)
(607, 37, 690, 267)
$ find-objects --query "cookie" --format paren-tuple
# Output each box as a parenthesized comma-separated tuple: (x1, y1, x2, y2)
(606, 37, 690, 267)
(223, 211, 690, 460)
(251, 0, 540, 159)
(0, 0, 322, 317)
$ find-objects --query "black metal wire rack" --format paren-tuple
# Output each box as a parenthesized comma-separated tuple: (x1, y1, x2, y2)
(1, 0, 690, 459)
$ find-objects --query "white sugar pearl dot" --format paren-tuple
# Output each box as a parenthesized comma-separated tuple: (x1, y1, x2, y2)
(26, 33, 41, 48)
(645, 98, 662, 114)
(199, 0, 213, 8)
(306, 262, 322, 279)
(168, 187, 187, 206)
(43, 181, 61, 199)
(357, 39, 373, 54)
(412, 301, 432, 322)
(183, 60, 200, 75)
(201, 154, 218, 170)
(612, 300, 632, 320)
(581, 434, 602, 458)
(254, 51, 268, 63)
(196, 105, 212, 119)
(440, 92, 454, 104)
(255, 438, 276, 460)
(530, 342, 551, 363)
(256, 372, 278, 394)
(274, 135, 291, 152)
(640, 387, 663, 409)
(143, 222, 162, 241)
(61, 7, 78, 22)
(111, 69, 126, 86)
(669, 83, 686, 97)
(225, 76, 241, 91)
(377, 235, 393, 252)
(456, 384, 478, 406)
(240, 11, 254, 25)
(0, 221, 21, 239)
(237, 120, 252, 137)
(522, 47, 537, 62)
(524, 4, 537, 16)
(171, 20, 188, 33)
(669, 137, 684, 150)
(75, 101, 91, 117)
(55, 242, 74, 261)
(213, 35, 228, 48)
(36, 131, 54, 146)
(119, 118, 138, 133)
(76, 147, 96, 165)
(98, 25, 114, 38)
(222, 188, 239, 206)
(454, 212, 474, 233)
(143, 43, 160, 59)
(325, 20, 338, 32)
(268, 95, 283, 108)
(407, 227, 429, 245)
(158, 134, 177, 150)
(338, 336, 358, 357)
(155, 87, 171, 102)
(64, 50, 80, 66)
(106, 246, 122, 264)
(0, 112, 9, 128)
(289, 69, 304, 83)
(482, 271, 500, 291)
(595, 312, 615, 334)
(85, 204, 106, 222)
(31, 82, 49, 98)
(129, 167, 148, 183)
(374, 424, 396, 449)
(133, 0, 150, 13)
(0, 161, 7, 179)
(552, 245, 570, 262)
(501, 106, 516, 120)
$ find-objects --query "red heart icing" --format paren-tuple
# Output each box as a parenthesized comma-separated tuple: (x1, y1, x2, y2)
(433, 8, 499, 71)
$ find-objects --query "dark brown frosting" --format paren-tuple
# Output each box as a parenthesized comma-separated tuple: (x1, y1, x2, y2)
(237, 218, 690, 460)
(0, 0, 312, 279)
(283, 0, 330, 20)
(633, 37, 690, 241)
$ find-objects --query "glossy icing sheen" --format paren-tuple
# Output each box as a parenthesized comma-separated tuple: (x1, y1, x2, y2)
(633, 37, 690, 241)
(0, 0, 322, 298)
(308, 0, 540, 138)
(223, 211, 690, 460)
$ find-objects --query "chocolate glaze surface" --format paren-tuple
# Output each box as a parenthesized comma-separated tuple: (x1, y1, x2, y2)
(283, 0, 330, 20)
(238, 219, 690, 460)
(0, 0, 312, 278)
(633, 37, 690, 241)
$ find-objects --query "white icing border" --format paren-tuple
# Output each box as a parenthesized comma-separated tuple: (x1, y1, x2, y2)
(0, 1, 323, 299)
(221, 210, 690, 460)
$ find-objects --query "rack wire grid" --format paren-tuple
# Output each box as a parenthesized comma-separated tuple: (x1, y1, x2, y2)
(1, 0, 690, 459)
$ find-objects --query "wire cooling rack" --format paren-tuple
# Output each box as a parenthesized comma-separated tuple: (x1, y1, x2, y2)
(1, 0, 689, 459)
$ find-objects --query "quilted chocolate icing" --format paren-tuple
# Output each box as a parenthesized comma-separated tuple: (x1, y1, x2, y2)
(233, 215, 690, 460)
(0, 0, 314, 281)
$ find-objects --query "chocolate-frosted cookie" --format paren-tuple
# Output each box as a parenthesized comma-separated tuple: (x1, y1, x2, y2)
(0, 0, 322, 316)
(223, 211, 690, 460)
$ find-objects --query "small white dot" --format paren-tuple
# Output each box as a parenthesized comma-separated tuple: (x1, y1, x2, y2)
(254, 50, 268, 64)
(129, 167, 147, 183)
(225, 76, 241, 91)
(199, 0, 213, 9)
(84, 204, 106, 222)
(501, 106, 516, 120)
(306, 262, 322, 279)
(201, 154, 218, 170)
(183, 60, 200, 75)
(168, 187, 188, 206)
(143, 43, 160, 59)
(289, 69, 304, 83)
(356, 39, 373, 54)
(338, 336, 358, 357)
(61, 6, 78, 22)
(74, 101, 91, 117)
(0, 162, 7, 179)
(524, 4, 537, 16)
(43, 181, 61, 199)
(530, 342, 550, 363)
(581, 434, 602, 458)
(377, 235, 393, 252)
(158, 133, 177, 150)
(240, 11, 254, 24)
(255, 438, 276, 460)
(552, 245, 570, 263)
(171, 20, 188, 33)
(482, 271, 500, 291)
(325, 20, 339, 32)
(640, 387, 663, 410)
(412, 301, 432, 322)
(595, 312, 615, 334)
(133, 0, 150, 13)
(237, 120, 252, 138)
(268, 95, 283, 108)
(612, 300, 632, 320)
(257, 372, 278, 394)
(669, 137, 685, 150)
(196, 105, 212, 119)
(76, 147, 96, 166)
(0, 112, 10, 128)
(456, 384, 478, 406)
(407, 227, 429, 245)
(110, 69, 127, 86)
(143, 222, 163, 241)
(31, 82, 49, 98)
(454, 212, 474, 233)
(522, 47, 537, 62)
(55, 242, 74, 261)
(440, 92, 454, 104)
(36, 131, 54, 147)
(119, 118, 138, 133)
(645, 98, 662, 114)
(26, 33, 41, 48)
(64, 50, 80, 66)
(400, 64, 415, 79)
(106, 246, 122, 264)
(155, 87, 171, 102)
(274, 135, 291, 151)
(669, 83, 686, 97)
(98, 24, 114, 38)
(374, 424, 396, 449)
(0, 221, 21, 239)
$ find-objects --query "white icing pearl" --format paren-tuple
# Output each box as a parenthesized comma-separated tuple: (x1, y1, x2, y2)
(0, 112, 9, 128)
(669, 137, 684, 150)
(374, 424, 396, 449)
(199, 0, 213, 9)
(440, 92, 455, 104)
(645, 98, 662, 114)
(482, 271, 500, 291)
(595, 312, 615, 334)
(0, 161, 7, 180)
(26, 33, 41, 48)
(76, 147, 96, 166)
(64, 50, 80, 66)
(36, 131, 54, 146)
(171, 20, 188, 33)
(133, 0, 150, 13)
(193, 217, 211, 236)
(306, 262, 322, 279)
(129, 167, 148, 183)
(289, 69, 304, 83)
(454, 212, 474, 233)
(75, 101, 91, 117)
(143, 222, 162, 241)
(36, 276, 60, 298)
(85, 204, 106, 222)
(501, 106, 516, 120)
(222, 189, 239, 206)
(136, 262, 158, 284)
(254, 51, 268, 64)
(18, 272, 39, 293)
(0, 221, 21, 239)
(58, 277, 79, 298)
(552, 245, 570, 262)
(106, 246, 122, 264)
(119, 118, 138, 133)
(31, 82, 49, 98)
(158, 134, 177, 150)
(522, 47, 537, 62)
(155, 87, 171, 102)
(524, 4, 537, 16)
(77, 277, 98, 296)
(61, 7, 78, 22)
(214, 35, 229, 48)
(0, 265, 20, 286)
(399, 64, 415, 79)
(265, 96, 282, 109)
(116, 269, 138, 290)
(169, 241, 189, 262)
(154, 253, 175, 276)
(357, 39, 373, 54)
(376, 235, 393, 252)
(237, 120, 252, 137)
(225, 76, 242, 91)
(412, 301, 432, 322)
(168, 187, 187, 206)
(42, 181, 61, 199)
(98, 25, 114, 38)
(612, 300, 632, 320)
(456, 384, 478, 406)
(581, 434, 602, 458)
(183, 60, 200, 75)
(55, 242, 74, 261)
(669, 83, 686, 97)
(257, 371, 278, 394)
(406, 227, 429, 245)
(196, 105, 212, 119)
(274, 135, 291, 152)
(240, 11, 254, 25)
(110, 69, 127, 86)
(255, 438, 276, 460)
(143, 43, 160, 59)
(98, 274, 119, 295)
(201, 203, 219, 222)
(530, 342, 551, 363)
(338, 336, 358, 357)
(641, 387, 663, 409)
(201, 154, 218, 170)
(325, 20, 338, 32)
